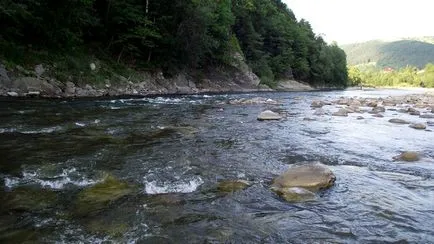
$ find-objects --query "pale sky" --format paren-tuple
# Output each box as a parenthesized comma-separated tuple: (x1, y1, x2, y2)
(283, 0, 434, 44)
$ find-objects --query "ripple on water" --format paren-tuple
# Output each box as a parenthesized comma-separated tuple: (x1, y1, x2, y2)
(0, 126, 63, 134)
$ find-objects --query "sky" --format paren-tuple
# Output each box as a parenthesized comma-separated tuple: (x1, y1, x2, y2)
(283, 0, 434, 44)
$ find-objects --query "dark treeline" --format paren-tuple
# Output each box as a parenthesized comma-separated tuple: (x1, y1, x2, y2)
(0, 0, 348, 87)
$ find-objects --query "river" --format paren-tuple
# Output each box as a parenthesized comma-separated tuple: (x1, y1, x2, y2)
(1, 89, 433, 243)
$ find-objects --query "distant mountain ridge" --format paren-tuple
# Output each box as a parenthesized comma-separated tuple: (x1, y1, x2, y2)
(341, 37, 434, 69)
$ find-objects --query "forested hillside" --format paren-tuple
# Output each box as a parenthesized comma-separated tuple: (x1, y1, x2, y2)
(0, 0, 348, 88)
(342, 38, 434, 69)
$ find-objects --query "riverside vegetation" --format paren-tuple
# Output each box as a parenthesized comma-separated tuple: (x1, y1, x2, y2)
(348, 63, 434, 88)
(0, 0, 348, 97)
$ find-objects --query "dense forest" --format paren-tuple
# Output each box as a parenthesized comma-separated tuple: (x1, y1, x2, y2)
(342, 38, 434, 69)
(0, 0, 348, 88)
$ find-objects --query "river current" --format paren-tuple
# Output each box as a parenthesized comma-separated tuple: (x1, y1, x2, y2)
(0, 89, 433, 243)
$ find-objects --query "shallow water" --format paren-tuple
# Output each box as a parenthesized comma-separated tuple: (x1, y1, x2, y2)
(1, 89, 433, 243)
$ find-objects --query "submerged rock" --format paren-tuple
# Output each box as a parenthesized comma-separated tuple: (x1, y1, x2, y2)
(73, 174, 135, 216)
(388, 118, 410, 124)
(217, 180, 250, 193)
(84, 218, 128, 237)
(275, 187, 317, 202)
(271, 162, 335, 202)
(393, 151, 420, 162)
(257, 110, 282, 121)
(0, 187, 58, 213)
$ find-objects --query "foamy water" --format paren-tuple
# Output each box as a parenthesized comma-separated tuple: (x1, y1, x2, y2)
(144, 176, 204, 194)
(4, 167, 98, 189)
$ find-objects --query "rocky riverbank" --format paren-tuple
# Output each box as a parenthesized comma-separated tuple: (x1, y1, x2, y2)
(0, 61, 315, 98)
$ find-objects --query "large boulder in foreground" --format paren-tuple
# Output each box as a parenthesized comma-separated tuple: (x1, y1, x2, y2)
(257, 110, 282, 121)
(271, 162, 335, 202)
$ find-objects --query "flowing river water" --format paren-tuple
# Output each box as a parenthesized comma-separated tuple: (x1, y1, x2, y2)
(0, 89, 433, 243)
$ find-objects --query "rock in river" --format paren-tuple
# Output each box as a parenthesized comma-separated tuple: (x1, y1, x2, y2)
(73, 174, 135, 216)
(217, 180, 250, 193)
(311, 100, 325, 108)
(388, 118, 410, 124)
(0, 187, 58, 213)
(274, 187, 317, 202)
(271, 162, 335, 202)
(332, 108, 348, 117)
(257, 110, 282, 121)
(393, 151, 420, 162)
(409, 123, 426, 130)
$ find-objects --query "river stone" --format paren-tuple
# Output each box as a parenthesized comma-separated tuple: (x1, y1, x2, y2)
(336, 98, 350, 105)
(0, 64, 11, 86)
(407, 107, 417, 113)
(34, 64, 45, 77)
(409, 123, 426, 130)
(313, 108, 327, 116)
(271, 162, 336, 193)
(393, 151, 420, 162)
(311, 100, 325, 108)
(332, 108, 348, 117)
(349, 99, 362, 107)
(366, 101, 378, 107)
(388, 118, 410, 124)
(7, 91, 19, 97)
(257, 110, 282, 121)
(73, 174, 135, 216)
(65, 81, 76, 96)
(275, 187, 317, 202)
(0, 187, 57, 213)
(371, 106, 386, 113)
(420, 114, 434, 119)
(217, 180, 250, 193)
(357, 116, 364, 120)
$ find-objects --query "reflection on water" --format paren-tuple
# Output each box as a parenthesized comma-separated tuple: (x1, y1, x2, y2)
(0, 89, 433, 243)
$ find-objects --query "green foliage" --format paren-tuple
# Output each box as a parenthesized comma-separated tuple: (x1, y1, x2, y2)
(342, 39, 434, 69)
(0, 0, 348, 87)
(347, 64, 434, 88)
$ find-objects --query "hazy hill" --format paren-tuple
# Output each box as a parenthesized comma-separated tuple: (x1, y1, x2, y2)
(341, 37, 434, 69)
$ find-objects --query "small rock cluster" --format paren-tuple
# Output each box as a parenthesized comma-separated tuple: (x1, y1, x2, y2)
(309, 93, 434, 130)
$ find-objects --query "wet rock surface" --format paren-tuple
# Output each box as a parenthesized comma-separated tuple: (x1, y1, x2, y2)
(271, 162, 335, 202)
(257, 110, 282, 120)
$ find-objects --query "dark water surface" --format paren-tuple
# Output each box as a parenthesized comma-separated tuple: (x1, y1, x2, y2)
(1, 89, 433, 243)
